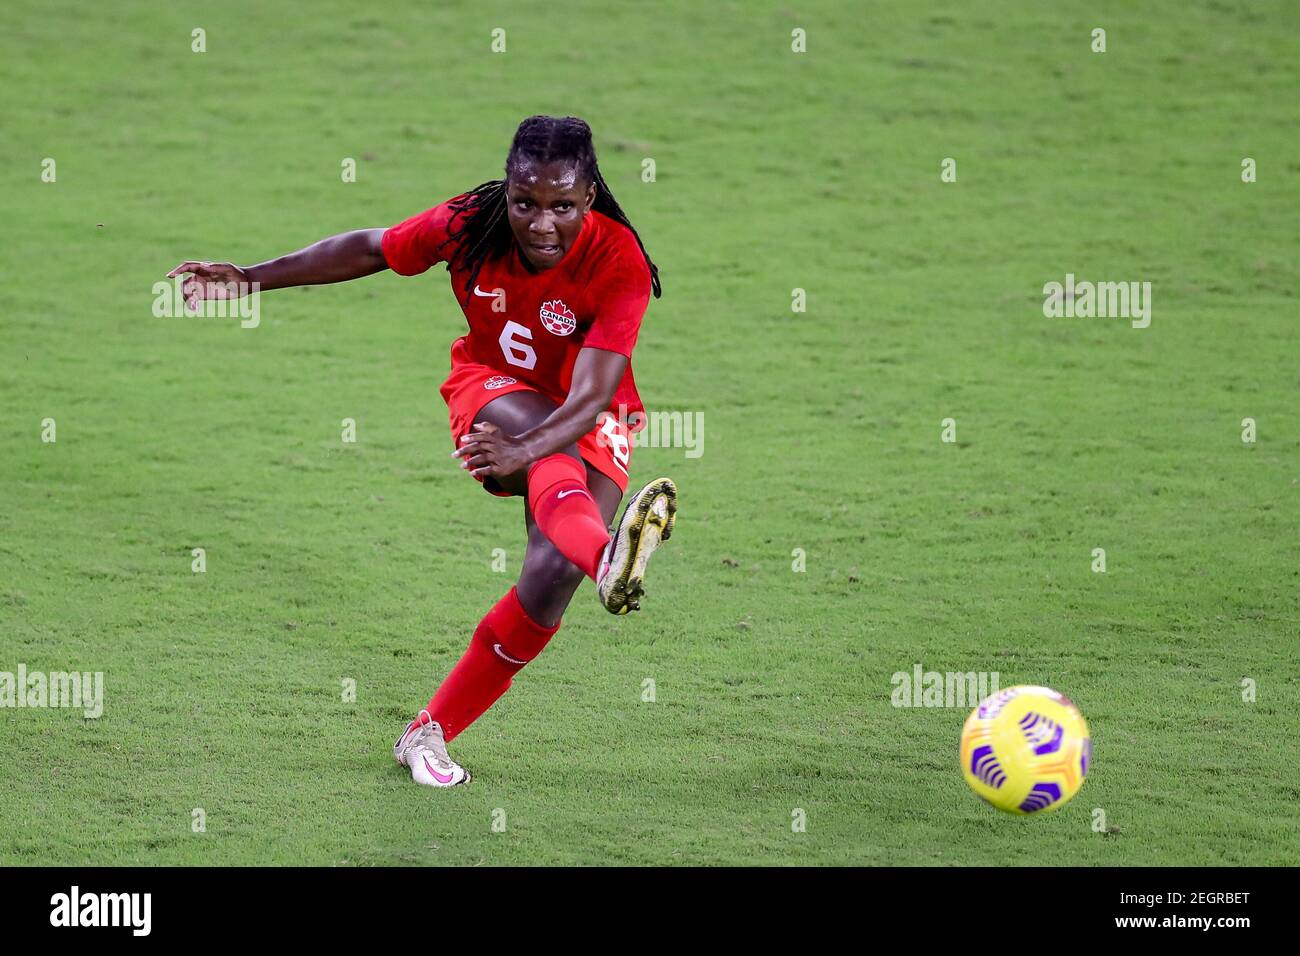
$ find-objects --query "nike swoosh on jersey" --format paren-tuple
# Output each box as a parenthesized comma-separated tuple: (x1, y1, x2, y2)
(557, 489, 590, 500)
(473, 286, 500, 297)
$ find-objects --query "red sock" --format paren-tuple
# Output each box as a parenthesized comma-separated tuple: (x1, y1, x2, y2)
(414, 587, 559, 742)
(527, 454, 610, 580)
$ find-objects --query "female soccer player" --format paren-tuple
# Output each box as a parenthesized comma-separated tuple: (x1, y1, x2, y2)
(167, 115, 677, 788)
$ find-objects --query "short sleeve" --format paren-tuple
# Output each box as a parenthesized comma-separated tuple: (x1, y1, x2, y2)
(583, 249, 651, 357)
(381, 200, 459, 277)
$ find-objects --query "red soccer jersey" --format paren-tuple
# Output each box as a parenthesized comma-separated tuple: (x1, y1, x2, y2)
(381, 196, 652, 420)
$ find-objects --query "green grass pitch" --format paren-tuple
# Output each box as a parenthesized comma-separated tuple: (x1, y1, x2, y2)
(1, 0, 1297, 865)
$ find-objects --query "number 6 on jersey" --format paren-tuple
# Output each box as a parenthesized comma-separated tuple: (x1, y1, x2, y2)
(498, 320, 537, 370)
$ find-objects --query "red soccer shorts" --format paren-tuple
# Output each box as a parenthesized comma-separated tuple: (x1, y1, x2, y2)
(440, 343, 632, 497)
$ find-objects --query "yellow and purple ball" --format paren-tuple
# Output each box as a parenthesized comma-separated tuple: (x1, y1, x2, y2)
(960, 685, 1091, 814)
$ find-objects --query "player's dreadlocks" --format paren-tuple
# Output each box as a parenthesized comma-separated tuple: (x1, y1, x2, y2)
(439, 115, 661, 303)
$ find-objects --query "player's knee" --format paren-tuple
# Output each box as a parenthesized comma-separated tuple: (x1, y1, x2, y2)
(523, 447, 585, 496)
(533, 544, 587, 594)
(518, 544, 585, 625)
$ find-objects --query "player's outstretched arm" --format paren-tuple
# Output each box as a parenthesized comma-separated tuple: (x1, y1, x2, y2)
(166, 228, 389, 309)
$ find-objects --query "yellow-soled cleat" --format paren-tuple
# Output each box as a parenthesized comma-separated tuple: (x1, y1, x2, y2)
(596, 477, 677, 614)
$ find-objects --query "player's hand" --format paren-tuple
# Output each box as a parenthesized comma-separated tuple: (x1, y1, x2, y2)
(166, 261, 253, 311)
(452, 421, 533, 479)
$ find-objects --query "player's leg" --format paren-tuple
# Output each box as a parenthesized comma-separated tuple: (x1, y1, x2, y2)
(395, 392, 612, 787)
(395, 392, 675, 786)
(413, 463, 678, 750)
(422, 465, 677, 750)
(399, 468, 623, 759)
(465, 390, 617, 582)
(516, 466, 623, 625)
(465, 389, 677, 610)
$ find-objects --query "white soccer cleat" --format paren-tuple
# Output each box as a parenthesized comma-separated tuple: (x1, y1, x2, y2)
(393, 713, 471, 788)
(597, 477, 677, 615)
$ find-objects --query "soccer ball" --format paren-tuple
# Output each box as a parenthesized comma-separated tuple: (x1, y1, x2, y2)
(960, 685, 1091, 815)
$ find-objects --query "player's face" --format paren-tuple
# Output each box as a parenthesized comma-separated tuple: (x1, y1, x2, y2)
(506, 160, 596, 270)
